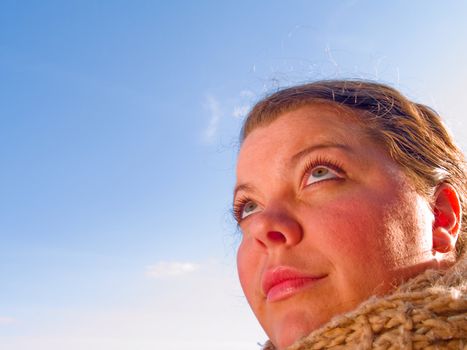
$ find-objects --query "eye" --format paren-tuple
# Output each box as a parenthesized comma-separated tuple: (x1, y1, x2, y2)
(234, 199, 262, 222)
(305, 165, 341, 186)
(241, 200, 261, 219)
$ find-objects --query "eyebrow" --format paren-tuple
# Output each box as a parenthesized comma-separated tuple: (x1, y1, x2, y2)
(290, 142, 352, 167)
(233, 142, 352, 199)
(233, 183, 256, 201)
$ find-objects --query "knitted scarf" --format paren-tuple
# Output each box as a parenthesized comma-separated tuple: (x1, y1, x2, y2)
(262, 257, 467, 350)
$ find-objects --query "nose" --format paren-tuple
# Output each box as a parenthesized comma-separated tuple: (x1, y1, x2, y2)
(247, 204, 303, 250)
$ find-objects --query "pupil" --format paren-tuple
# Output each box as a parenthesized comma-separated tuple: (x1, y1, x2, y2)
(246, 202, 256, 212)
(313, 167, 328, 177)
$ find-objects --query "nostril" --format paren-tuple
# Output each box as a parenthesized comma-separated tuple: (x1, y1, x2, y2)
(267, 231, 286, 243)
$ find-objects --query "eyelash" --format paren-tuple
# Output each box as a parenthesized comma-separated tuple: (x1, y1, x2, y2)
(301, 157, 345, 187)
(232, 194, 251, 224)
(232, 157, 345, 223)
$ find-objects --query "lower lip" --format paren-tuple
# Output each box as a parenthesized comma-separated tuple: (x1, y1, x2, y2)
(267, 277, 325, 302)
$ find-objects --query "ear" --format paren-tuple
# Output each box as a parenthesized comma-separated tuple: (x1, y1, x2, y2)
(432, 183, 461, 254)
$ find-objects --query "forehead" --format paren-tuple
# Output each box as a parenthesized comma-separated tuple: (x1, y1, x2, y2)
(237, 104, 368, 172)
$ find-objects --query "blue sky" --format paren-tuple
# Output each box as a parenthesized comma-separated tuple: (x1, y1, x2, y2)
(1, 1, 466, 349)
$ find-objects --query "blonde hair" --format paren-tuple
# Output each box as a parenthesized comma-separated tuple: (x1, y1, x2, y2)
(241, 80, 466, 256)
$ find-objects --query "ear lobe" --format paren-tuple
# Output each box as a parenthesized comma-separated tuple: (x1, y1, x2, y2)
(432, 183, 461, 254)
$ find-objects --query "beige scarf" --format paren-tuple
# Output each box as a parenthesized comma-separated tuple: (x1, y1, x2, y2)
(262, 257, 467, 350)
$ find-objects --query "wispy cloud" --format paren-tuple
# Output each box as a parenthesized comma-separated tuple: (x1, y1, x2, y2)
(232, 105, 250, 119)
(232, 90, 255, 119)
(0, 316, 15, 325)
(203, 94, 222, 143)
(145, 261, 200, 279)
(0, 261, 264, 350)
(239, 90, 255, 98)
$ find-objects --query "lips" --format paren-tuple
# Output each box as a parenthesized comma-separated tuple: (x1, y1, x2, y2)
(262, 266, 327, 302)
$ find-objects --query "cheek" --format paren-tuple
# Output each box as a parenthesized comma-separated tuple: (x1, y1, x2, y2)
(314, 189, 430, 270)
(236, 243, 248, 286)
(236, 240, 259, 297)
(321, 207, 380, 260)
(311, 194, 399, 265)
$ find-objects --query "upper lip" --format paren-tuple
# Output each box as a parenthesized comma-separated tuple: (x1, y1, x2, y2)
(261, 266, 326, 297)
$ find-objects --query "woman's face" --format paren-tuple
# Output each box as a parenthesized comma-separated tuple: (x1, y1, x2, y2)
(235, 104, 436, 349)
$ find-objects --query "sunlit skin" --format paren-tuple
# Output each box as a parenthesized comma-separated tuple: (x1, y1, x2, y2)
(234, 104, 442, 350)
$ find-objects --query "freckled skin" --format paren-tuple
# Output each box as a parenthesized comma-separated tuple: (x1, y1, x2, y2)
(235, 104, 437, 350)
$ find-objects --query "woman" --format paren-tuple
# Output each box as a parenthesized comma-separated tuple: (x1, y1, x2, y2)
(233, 80, 466, 349)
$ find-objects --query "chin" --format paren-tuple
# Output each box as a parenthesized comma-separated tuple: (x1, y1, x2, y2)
(268, 310, 323, 350)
